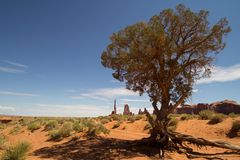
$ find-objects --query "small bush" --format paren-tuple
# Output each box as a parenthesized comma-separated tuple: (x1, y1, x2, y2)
(73, 122, 84, 132)
(199, 110, 214, 120)
(208, 114, 225, 124)
(180, 114, 193, 120)
(228, 112, 237, 118)
(168, 114, 180, 118)
(9, 125, 21, 135)
(87, 123, 109, 136)
(0, 135, 6, 149)
(100, 118, 110, 124)
(27, 122, 41, 132)
(144, 123, 152, 130)
(0, 123, 6, 130)
(127, 116, 136, 123)
(168, 118, 178, 131)
(58, 122, 73, 137)
(110, 115, 121, 121)
(48, 130, 61, 140)
(112, 122, 121, 129)
(18, 118, 31, 126)
(44, 120, 58, 131)
(1, 141, 30, 160)
(231, 120, 240, 133)
(134, 115, 143, 120)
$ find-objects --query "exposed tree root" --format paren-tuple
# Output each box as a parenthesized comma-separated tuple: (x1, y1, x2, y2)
(168, 131, 240, 151)
(141, 131, 240, 159)
(167, 131, 240, 159)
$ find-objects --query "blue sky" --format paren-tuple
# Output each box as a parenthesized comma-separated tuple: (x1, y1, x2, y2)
(0, 0, 240, 117)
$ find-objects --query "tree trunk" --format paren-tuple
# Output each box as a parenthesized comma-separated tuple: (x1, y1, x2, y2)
(145, 103, 240, 159)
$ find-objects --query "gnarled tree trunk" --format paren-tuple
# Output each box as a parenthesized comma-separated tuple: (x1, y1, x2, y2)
(145, 102, 240, 159)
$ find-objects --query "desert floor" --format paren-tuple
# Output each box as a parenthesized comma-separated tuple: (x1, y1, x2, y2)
(0, 116, 240, 160)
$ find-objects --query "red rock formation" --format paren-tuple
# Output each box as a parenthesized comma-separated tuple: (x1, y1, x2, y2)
(110, 99, 117, 115)
(175, 100, 240, 114)
(123, 104, 133, 115)
(210, 100, 240, 114)
(138, 109, 144, 115)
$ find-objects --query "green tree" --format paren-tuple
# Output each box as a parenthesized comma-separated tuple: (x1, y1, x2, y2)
(101, 4, 240, 158)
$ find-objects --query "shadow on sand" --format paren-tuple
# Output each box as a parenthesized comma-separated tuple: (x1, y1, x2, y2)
(33, 136, 240, 160)
(33, 136, 160, 160)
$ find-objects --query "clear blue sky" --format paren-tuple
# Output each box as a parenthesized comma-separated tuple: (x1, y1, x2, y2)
(0, 0, 240, 117)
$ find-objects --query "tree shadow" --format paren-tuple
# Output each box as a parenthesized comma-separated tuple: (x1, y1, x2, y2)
(33, 136, 161, 160)
(33, 136, 240, 160)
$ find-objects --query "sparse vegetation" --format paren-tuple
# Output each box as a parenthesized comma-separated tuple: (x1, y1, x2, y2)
(199, 110, 215, 120)
(208, 113, 225, 124)
(168, 118, 178, 131)
(228, 112, 238, 118)
(100, 118, 110, 124)
(58, 122, 73, 137)
(27, 122, 41, 132)
(144, 123, 152, 130)
(9, 125, 21, 135)
(87, 123, 109, 136)
(44, 120, 58, 131)
(0, 135, 6, 149)
(127, 116, 136, 123)
(48, 122, 73, 140)
(112, 121, 121, 129)
(48, 130, 61, 140)
(180, 114, 194, 120)
(73, 121, 84, 132)
(1, 141, 30, 160)
(0, 123, 6, 130)
(134, 115, 143, 120)
(230, 120, 240, 136)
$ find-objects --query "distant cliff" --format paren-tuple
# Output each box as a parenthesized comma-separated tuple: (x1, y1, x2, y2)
(175, 100, 240, 114)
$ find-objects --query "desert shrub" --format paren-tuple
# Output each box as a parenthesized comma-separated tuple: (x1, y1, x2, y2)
(58, 122, 73, 137)
(1, 141, 30, 160)
(44, 120, 58, 131)
(0, 135, 6, 149)
(81, 119, 95, 129)
(112, 121, 121, 129)
(110, 115, 121, 121)
(134, 115, 143, 120)
(48, 130, 61, 140)
(127, 116, 136, 123)
(230, 120, 240, 133)
(199, 110, 214, 120)
(27, 122, 41, 132)
(0, 123, 6, 130)
(9, 125, 21, 135)
(168, 114, 180, 118)
(180, 114, 194, 120)
(87, 123, 109, 136)
(55, 118, 65, 125)
(144, 123, 152, 130)
(228, 112, 238, 118)
(208, 113, 225, 124)
(168, 118, 178, 131)
(18, 118, 32, 126)
(100, 118, 110, 124)
(73, 121, 84, 132)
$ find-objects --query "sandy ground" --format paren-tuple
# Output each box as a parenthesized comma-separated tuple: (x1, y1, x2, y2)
(0, 116, 240, 160)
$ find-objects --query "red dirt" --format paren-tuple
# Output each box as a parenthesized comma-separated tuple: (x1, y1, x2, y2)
(0, 116, 240, 160)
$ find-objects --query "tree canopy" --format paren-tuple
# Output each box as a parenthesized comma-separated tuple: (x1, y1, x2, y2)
(101, 5, 239, 159)
(101, 4, 230, 112)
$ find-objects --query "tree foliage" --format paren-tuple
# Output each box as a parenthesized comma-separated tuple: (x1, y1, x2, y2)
(101, 5, 240, 158)
(101, 4, 230, 113)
